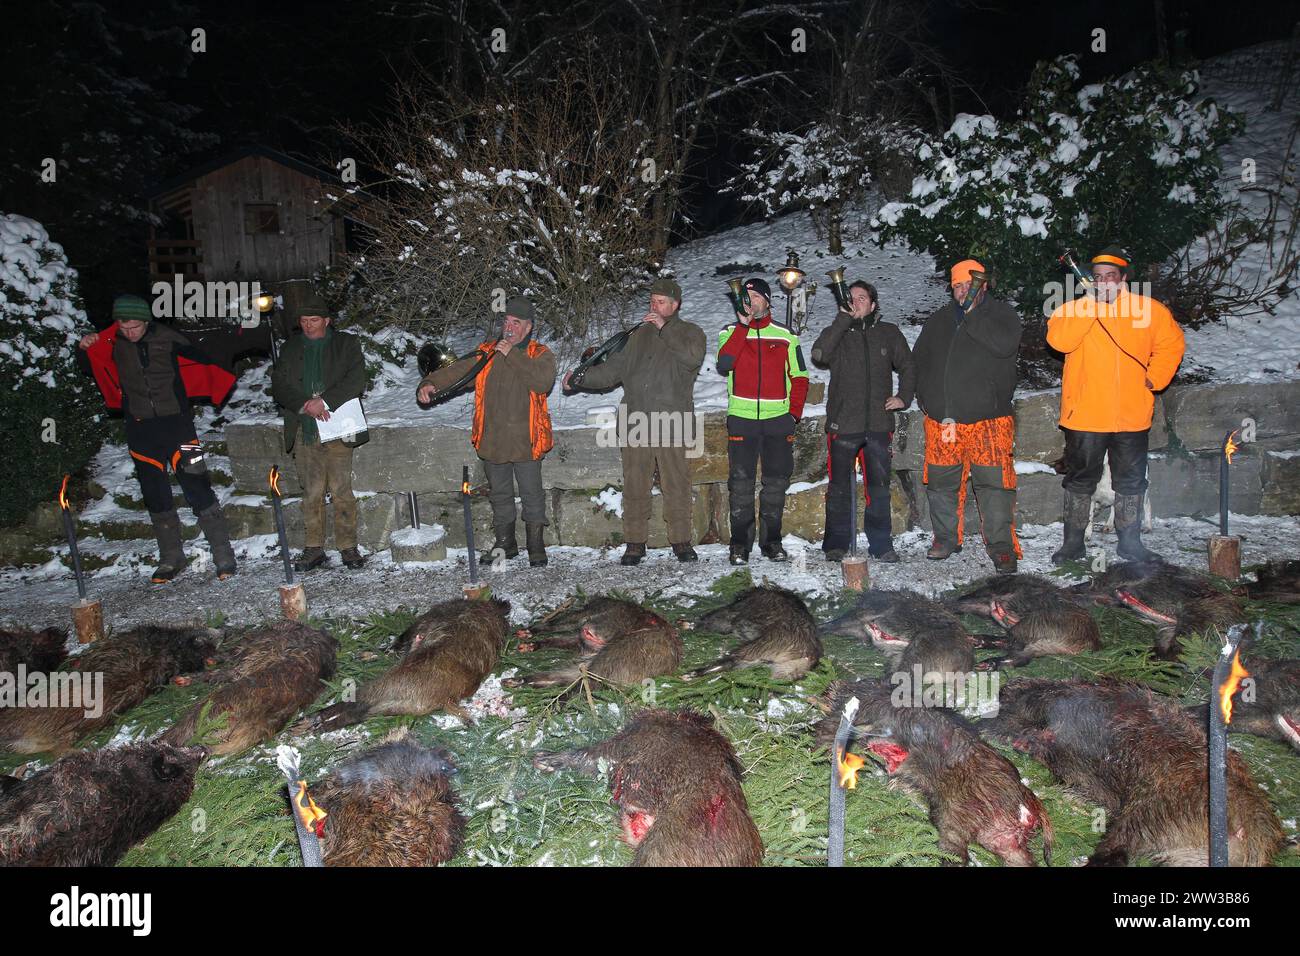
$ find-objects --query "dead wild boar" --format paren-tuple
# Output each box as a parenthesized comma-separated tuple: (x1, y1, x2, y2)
(0, 627, 68, 675)
(682, 586, 822, 682)
(984, 677, 1284, 867)
(162, 620, 337, 756)
(1243, 560, 1300, 604)
(533, 708, 764, 866)
(509, 598, 683, 689)
(820, 589, 975, 684)
(296, 598, 507, 732)
(0, 625, 219, 755)
(313, 737, 465, 866)
(814, 679, 1053, 866)
(0, 742, 205, 866)
(1077, 560, 1244, 660)
(1186, 655, 1300, 754)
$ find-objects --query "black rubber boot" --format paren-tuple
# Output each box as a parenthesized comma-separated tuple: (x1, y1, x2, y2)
(729, 544, 750, 565)
(196, 503, 237, 579)
(482, 524, 519, 564)
(1115, 493, 1159, 561)
(621, 542, 647, 566)
(149, 510, 189, 584)
(1051, 491, 1091, 566)
(526, 523, 548, 567)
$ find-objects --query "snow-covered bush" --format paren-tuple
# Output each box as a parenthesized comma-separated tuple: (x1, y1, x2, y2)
(728, 119, 918, 250)
(337, 64, 662, 342)
(0, 214, 104, 525)
(873, 57, 1241, 307)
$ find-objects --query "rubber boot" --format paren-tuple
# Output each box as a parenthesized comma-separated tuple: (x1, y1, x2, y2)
(1051, 491, 1091, 566)
(924, 465, 962, 559)
(149, 510, 189, 584)
(526, 522, 548, 567)
(196, 503, 237, 579)
(482, 524, 519, 564)
(671, 542, 698, 562)
(1115, 493, 1159, 561)
(620, 542, 646, 566)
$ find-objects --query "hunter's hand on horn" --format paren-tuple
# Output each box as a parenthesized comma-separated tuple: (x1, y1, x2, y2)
(562, 370, 576, 391)
(417, 383, 438, 404)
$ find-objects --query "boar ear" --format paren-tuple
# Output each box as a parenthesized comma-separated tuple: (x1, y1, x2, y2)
(152, 752, 185, 781)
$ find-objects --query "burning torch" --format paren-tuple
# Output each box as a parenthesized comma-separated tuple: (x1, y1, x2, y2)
(1208, 430, 1242, 580)
(276, 745, 326, 868)
(828, 695, 862, 867)
(58, 475, 103, 643)
(269, 466, 307, 620)
(1208, 621, 1258, 866)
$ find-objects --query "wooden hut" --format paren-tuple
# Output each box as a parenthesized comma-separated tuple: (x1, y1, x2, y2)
(145, 145, 370, 289)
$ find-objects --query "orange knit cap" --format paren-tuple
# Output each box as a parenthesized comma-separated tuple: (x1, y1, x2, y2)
(950, 259, 985, 286)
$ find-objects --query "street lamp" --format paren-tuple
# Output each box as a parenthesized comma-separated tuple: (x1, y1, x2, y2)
(778, 249, 805, 328)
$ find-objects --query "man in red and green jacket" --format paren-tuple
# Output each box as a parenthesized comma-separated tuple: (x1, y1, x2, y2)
(716, 277, 809, 563)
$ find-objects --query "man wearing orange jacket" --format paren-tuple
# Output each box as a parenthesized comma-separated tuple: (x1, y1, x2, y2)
(1046, 245, 1185, 563)
(416, 296, 556, 566)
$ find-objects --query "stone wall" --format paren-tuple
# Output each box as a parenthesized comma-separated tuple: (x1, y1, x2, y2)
(222, 380, 1300, 550)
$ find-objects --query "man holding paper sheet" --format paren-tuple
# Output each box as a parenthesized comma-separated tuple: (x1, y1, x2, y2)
(271, 290, 370, 571)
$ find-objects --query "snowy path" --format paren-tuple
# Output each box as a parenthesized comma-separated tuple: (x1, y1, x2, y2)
(3, 514, 1296, 633)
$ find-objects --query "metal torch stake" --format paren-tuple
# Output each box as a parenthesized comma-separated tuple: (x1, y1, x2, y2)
(463, 465, 479, 585)
(60, 505, 87, 600)
(1209, 622, 1254, 867)
(828, 696, 860, 867)
(849, 454, 860, 557)
(1219, 431, 1231, 536)
(272, 497, 294, 585)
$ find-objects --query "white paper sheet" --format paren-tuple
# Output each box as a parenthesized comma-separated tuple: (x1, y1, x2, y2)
(315, 397, 367, 442)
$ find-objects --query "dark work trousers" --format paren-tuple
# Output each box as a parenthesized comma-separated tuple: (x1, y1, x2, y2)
(1060, 429, 1150, 496)
(484, 459, 547, 528)
(823, 431, 894, 556)
(125, 413, 216, 515)
(727, 414, 796, 550)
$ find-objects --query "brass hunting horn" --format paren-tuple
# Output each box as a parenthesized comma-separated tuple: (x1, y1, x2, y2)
(826, 266, 851, 311)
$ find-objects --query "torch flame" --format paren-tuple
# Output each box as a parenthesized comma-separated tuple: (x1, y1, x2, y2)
(1218, 650, 1250, 725)
(268, 466, 282, 497)
(461, 480, 470, 496)
(58, 474, 71, 511)
(294, 780, 327, 834)
(837, 748, 866, 790)
(1224, 430, 1239, 465)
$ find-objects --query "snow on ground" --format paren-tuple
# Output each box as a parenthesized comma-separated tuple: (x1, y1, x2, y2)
(3, 513, 1297, 632)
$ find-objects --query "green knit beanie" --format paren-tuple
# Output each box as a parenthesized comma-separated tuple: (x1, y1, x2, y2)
(112, 294, 153, 324)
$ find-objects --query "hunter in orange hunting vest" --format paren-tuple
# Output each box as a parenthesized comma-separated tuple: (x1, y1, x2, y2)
(417, 296, 556, 567)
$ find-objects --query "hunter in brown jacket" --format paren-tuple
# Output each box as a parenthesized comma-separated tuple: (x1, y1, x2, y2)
(563, 277, 707, 564)
(811, 280, 915, 562)
(417, 296, 557, 566)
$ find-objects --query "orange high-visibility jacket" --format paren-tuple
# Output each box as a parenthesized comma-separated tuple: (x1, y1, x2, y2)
(1047, 289, 1185, 433)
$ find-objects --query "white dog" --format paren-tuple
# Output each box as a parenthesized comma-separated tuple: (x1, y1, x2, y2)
(1084, 457, 1153, 540)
